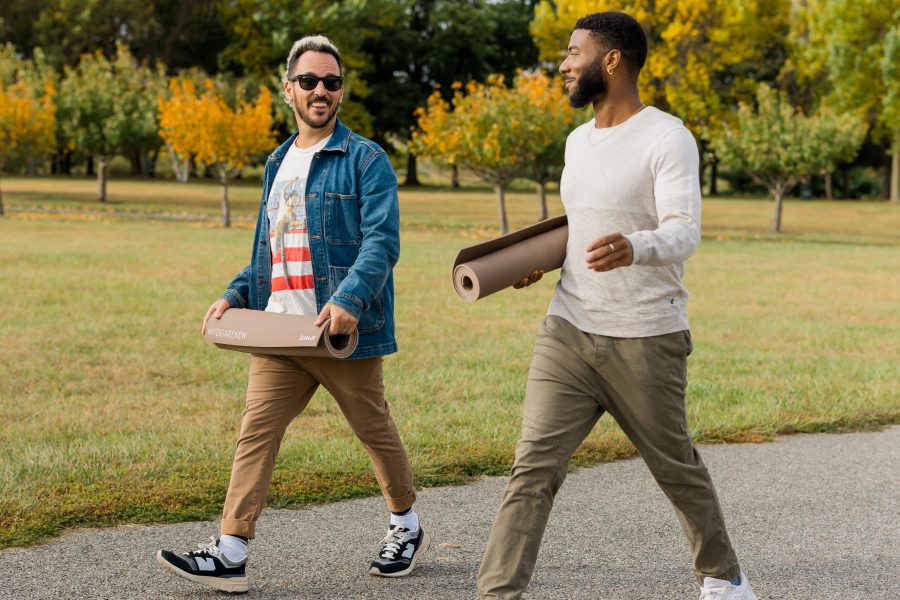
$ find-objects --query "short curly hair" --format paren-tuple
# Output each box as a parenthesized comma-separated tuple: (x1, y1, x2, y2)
(574, 12, 648, 76)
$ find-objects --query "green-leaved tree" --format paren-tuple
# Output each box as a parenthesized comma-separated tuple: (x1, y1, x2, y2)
(713, 84, 865, 232)
(58, 43, 163, 202)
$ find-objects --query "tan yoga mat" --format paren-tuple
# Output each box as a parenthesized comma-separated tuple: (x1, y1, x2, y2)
(452, 215, 568, 302)
(203, 308, 358, 359)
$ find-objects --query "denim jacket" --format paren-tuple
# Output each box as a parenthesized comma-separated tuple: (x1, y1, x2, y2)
(221, 119, 400, 359)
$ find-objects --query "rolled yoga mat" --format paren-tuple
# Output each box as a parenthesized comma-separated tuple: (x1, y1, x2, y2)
(203, 308, 358, 359)
(452, 214, 568, 302)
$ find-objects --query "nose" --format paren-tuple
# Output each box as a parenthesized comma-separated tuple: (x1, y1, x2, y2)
(314, 80, 329, 94)
(559, 57, 570, 74)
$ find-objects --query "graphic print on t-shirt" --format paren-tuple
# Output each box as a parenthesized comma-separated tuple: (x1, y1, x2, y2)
(264, 137, 329, 315)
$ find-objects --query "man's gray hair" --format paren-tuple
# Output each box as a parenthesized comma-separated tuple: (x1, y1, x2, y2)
(283, 35, 342, 105)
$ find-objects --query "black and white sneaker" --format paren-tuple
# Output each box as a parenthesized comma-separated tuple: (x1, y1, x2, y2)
(369, 525, 430, 577)
(156, 536, 248, 594)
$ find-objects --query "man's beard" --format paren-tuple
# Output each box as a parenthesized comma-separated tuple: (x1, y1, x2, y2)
(569, 59, 607, 108)
(294, 94, 340, 129)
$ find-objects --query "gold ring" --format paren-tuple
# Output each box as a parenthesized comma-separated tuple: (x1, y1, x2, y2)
(608, 243, 615, 253)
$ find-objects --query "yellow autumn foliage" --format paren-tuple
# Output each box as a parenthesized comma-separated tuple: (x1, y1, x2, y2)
(158, 78, 275, 181)
(531, 0, 788, 141)
(0, 80, 56, 170)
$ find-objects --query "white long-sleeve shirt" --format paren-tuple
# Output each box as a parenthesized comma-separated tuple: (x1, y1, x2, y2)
(548, 106, 702, 337)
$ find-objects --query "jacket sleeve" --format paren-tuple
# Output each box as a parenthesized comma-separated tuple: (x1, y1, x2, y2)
(328, 151, 400, 319)
(222, 265, 250, 308)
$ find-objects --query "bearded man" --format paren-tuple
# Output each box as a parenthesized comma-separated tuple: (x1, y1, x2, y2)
(476, 12, 757, 600)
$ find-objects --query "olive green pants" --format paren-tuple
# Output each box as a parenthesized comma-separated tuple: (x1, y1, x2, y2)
(220, 354, 416, 539)
(477, 316, 740, 599)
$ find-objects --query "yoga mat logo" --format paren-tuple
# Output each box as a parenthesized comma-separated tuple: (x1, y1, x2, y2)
(298, 334, 316, 342)
(207, 328, 249, 341)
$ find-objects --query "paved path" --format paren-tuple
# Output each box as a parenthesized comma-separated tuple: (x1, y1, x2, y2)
(2, 427, 898, 600)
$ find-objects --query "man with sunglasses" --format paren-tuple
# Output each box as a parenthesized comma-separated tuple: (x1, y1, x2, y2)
(156, 35, 428, 593)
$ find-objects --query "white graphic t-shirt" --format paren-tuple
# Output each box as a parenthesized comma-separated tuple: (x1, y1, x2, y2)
(264, 135, 331, 315)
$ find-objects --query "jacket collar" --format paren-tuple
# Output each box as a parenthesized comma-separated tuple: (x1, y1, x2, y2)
(269, 118, 351, 162)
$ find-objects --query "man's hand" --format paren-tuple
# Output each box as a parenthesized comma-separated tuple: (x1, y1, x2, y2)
(586, 233, 634, 272)
(201, 298, 231, 334)
(514, 270, 544, 289)
(315, 303, 360, 336)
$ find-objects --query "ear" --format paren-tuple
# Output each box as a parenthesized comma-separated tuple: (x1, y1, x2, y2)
(604, 49, 622, 74)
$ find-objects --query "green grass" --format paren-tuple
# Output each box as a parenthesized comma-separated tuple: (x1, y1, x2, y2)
(1, 179, 898, 549)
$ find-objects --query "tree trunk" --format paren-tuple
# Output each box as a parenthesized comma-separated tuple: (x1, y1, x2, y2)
(129, 150, 142, 176)
(495, 184, 509, 235)
(144, 148, 159, 178)
(451, 164, 460, 189)
(220, 172, 231, 228)
(167, 146, 190, 183)
(53, 149, 72, 175)
(0, 174, 5, 217)
(772, 189, 784, 232)
(708, 157, 718, 196)
(882, 151, 892, 200)
(891, 137, 899, 203)
(27, 155, 37, 176)
(97, 156, 108, 203)
(535, 181, 547, 221)
(404, 152, 421, 186)
(824, 172, 833, 200)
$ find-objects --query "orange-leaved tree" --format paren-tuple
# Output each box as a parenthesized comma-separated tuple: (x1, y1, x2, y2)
(516, 71, 580, 220)
(158, 78, 202, 183)
(0, 78, 56, 217)
(413, 73, 576, 233)
(185, 80, 274, 227)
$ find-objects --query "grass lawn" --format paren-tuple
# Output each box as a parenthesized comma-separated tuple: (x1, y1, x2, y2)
(1, 177, 898, 549)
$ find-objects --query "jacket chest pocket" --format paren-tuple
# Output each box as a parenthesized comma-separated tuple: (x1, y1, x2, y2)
(324, 192, 361, 246)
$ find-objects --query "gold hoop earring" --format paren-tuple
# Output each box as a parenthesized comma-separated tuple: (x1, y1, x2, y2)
(607, 68, 614, 75)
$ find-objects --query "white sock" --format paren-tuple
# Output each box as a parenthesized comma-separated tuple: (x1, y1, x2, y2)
(390, 508, 419, 532)
(218, 534, 248, 562)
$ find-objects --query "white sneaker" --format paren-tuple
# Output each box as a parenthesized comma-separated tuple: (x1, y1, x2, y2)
(699, 571, 757, 600)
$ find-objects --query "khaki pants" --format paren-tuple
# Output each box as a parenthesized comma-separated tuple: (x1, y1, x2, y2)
(477, 316, 740, 599)
(220, 354, 416, 538)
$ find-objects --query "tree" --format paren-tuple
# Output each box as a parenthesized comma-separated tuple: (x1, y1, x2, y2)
(1, 43, 57, 176)
(0, 76, 56, 217)
(2, 0, 227, 73)
(58, 43, 163, 202)
(362, 0, 538, 185)
(713, 84, 865, 232)
(531, 0, 790, 191)
(188, 80, 275, 227)
(785, 0, 900, 201)
(158, 78, 201, 183)
(412, 73, 571, 234)
(884, 21, 900, 203)
(514, 71, 579, 220)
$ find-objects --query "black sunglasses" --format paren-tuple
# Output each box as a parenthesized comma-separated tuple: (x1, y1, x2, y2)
(288, 74, 344, 92)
